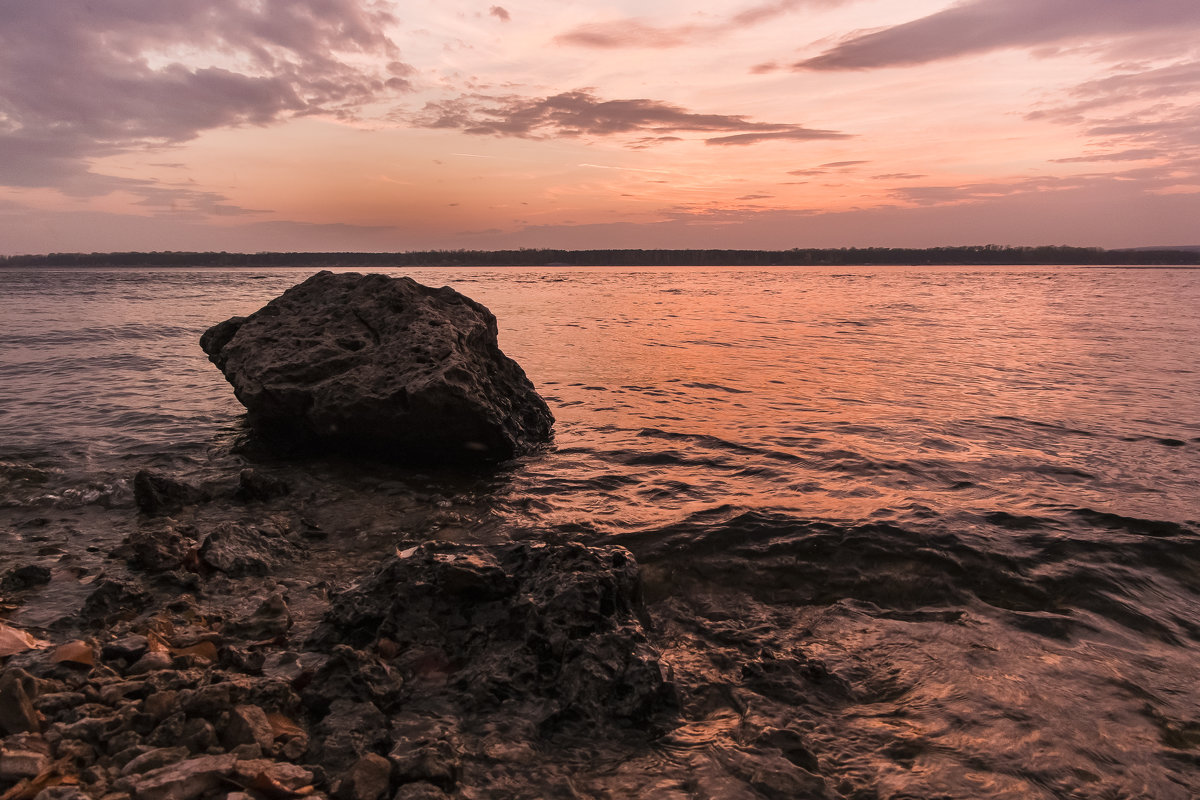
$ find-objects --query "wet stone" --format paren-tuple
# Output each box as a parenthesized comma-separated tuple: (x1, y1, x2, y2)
(390, 783, 448, 800)
(127, 651, 173, 676)
(1, 564, 52, 593)
(180, 718, 218, 753)
(232, 759, 313, 789)
(222, 705, 274, 752)
(198, 522, 299, 577)
(0, 737, 50, 781)
(133, 470, 207, 516)
(101, 636, 150, 665)
(0, 669, 41, 734)
(123, 753, 237, 800)
(120, 747, 189, 777)
(235, 469, 291, 503)
(33, 691, 86, 716)
(388, 740, 457, 791)
(141, 690, 178, 722)
(309, 699, 388, 773)
(223, 593, 293, 641)
(338, 753, 393, 800)
(81, 580, 152, 626)
(311, 541, 677, 733)
(31, 787, 90, 800)
(115, 527, 194, 573)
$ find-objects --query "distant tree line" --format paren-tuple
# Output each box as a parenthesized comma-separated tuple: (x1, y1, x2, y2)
(2, 245, 1198, 268)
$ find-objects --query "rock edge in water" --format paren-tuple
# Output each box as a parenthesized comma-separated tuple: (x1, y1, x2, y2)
(200, 271, 554, 462)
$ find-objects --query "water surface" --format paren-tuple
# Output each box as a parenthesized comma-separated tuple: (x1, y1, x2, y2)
(1, 265, 1198, 797)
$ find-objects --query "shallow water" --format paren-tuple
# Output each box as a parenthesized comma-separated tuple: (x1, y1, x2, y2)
(1, 265, 1199, 797)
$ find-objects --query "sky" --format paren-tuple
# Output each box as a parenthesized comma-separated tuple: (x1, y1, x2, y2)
(1, 0, 1199, 255)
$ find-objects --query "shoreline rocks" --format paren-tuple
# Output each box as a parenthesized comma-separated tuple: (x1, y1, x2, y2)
(200, 271, 554, 462)
(1, 532, 683, 800)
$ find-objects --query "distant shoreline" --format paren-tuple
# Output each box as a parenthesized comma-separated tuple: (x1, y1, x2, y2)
(2, 245, 1199, 268)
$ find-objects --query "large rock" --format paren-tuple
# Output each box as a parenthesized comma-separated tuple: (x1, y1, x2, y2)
(200, 271, 553, 461)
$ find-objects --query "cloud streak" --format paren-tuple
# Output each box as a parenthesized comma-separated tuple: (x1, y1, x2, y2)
(413, 89, 847, 146)
(795, 0, 1200, 70)
(556, 0, 835, 49)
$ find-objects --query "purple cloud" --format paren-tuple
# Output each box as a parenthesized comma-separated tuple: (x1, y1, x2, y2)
(0, 0, 408, 194)
(1027, 59, 1200, 189)
(490, 6, 511, 22)
(795, 0, 1200, 70)
(413, 89, 848, 146)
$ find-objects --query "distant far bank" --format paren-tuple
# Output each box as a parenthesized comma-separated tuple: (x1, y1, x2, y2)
(3, 245, 1200, 268)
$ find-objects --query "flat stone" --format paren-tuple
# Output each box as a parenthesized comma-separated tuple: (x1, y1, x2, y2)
(125, 753, 237, 800)
(32, 787, 90, 800)
(222, 705, 274, 752)
(33, 692, 86, 716)
(338, 753, 392, 800)
(127, 652, 173, 677)
(0, 669, 41, 734)
(121, 747, 190, 777)
(0, 747, 49, 781)
(391, 783, 448, 800)
(233, 759, 313, 790)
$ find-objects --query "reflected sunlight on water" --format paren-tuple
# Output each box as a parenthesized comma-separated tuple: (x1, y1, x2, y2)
(1, 264, 1199, 797)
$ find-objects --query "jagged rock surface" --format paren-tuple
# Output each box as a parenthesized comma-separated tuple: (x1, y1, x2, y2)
(200, 271, 553, 461)
(309, 541, 678, 733)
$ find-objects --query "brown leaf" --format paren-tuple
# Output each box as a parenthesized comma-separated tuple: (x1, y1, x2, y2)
(50, 640, 94, 668)
(0, 622, 49, 658)
(266, 712, 305, 740)
(248, 772, 313, 799)
(170, 640, 218, 662)
(146, 631, 171, 653)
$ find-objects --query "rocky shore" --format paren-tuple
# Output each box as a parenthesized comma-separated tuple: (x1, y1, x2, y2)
(0, 469, 680, 800)
(0, 465, 844, 800)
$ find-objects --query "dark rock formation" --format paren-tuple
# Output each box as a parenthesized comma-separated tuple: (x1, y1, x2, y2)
(81, 579, 152, 625)
(309, 541, 677, 734)
(0, 565, 51, 593)
(235, 468, 291, 503)
(112, 524, 197, 572)
(200, 271, 553, 461)
(133, 470, 207, 516)
(198, 521, 300, 577)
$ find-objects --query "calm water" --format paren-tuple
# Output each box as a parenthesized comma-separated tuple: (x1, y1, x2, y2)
(2, 265, 1199, 797)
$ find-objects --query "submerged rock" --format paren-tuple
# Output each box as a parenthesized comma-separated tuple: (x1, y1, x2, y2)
(200, 271, 554, 461)
(235, 469, 290, 503)
(309, 541, 677, 733)
(133, 470, 207, 516)
(0, 564, 51, 593)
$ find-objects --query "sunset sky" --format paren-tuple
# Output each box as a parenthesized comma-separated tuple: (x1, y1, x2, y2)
(2, 0, 1199, 254)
